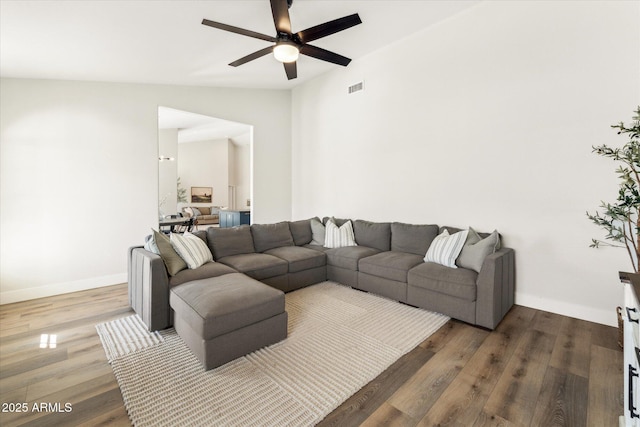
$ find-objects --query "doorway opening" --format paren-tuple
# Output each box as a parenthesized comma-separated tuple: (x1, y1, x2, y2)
(157, 106, 253, 228)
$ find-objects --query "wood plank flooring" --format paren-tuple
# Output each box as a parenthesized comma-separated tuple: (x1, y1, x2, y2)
(0, 284, 623, 426)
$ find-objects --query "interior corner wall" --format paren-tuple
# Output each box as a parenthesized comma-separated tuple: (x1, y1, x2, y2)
(0, 79, 291, 303)
(291, 0, 640, 326)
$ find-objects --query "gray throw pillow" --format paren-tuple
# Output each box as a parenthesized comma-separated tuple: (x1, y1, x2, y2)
(153, 229, 187, 276)
(310, 218, 326, 246)
(456, 227, 501, 272)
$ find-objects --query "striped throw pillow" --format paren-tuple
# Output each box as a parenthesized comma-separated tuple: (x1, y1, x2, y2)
(170, 232, 213, 269)
(324, 219, 357, 248)
(144, 232, 160, 254)
(424, 229, 469, 268)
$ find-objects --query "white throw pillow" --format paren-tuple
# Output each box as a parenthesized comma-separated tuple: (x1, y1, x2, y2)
(424, 229, 469, 268)
(324, 219, 357, 248)
(170, 232, 213, 269)
(144, 231, 160, 254)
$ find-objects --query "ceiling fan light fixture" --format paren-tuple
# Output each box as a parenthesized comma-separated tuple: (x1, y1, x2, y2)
(201, 1, 361, 79)
(273, 42, 299, 63)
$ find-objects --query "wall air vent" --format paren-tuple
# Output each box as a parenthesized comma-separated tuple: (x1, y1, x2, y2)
(348, 81, 364, 94)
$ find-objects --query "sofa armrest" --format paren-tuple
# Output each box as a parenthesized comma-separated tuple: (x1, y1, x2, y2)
(475, 248, 515, 329)
(128, 246, 171, 331)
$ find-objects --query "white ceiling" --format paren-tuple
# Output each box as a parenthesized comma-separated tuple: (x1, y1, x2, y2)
(0, 0, 480, 90)
(159, 106, 252, 144)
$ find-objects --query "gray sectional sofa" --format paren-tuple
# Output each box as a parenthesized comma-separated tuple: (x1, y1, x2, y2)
(128, 217, 515, 334)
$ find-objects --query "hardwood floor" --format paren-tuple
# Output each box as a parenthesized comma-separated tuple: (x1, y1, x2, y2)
(0, 284, 623, 426)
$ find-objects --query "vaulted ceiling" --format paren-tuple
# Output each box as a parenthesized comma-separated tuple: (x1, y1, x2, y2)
(0, 0, 480, 90)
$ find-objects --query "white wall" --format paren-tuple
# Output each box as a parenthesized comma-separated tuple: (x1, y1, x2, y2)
(234, 143, 251, 209)
(178, 138, 229, 207)
(292, 0, 640, 326)
(0, 78, 291, 303)
(158, 129, 178, 216)
(228, 140, 236, 209)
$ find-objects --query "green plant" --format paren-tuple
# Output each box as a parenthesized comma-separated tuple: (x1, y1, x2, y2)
(587, 106, 640, 272)
(177, 177, 187, 203)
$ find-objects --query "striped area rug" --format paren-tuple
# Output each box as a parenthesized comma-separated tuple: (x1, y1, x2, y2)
(96, 314, 163, 360)
(96, 282, 449, 427)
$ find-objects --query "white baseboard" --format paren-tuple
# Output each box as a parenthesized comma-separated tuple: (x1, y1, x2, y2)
(516, 292, 618, 327)
(0, 273, 127, 305)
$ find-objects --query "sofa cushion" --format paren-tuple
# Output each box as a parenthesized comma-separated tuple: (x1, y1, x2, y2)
(325, 219, 357, 248)
(217, 253, 288, 280)
(457, 228, 501, 272)
(170, 273, 284, 340)
(265, 246, 326, 273)
(424, 229, 468, 268)
(289, 218, 316, 246)
(326, 246, 380, 270)
(195, 215, 219, 225)
(199, 207, 211, 215)
(310, 218, 326, 246)
(391, 223, 439, 256)
(359, 251, 424, 282)
(170, 232, 213, 269)
(354, 220, 391, 252)
(206, 225, 255, 260)
(192, 230, 208, 243)
(304, 243, 330, 253)
(153, 229, 187, 276)
(408, 262, 478, 301)
(169, 262, 237, 287)
(251, 222, 295, 252)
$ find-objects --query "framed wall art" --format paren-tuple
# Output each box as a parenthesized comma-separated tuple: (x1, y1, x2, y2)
(191, 187, 212, 203)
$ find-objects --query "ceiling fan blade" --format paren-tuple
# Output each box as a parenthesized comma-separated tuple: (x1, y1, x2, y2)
(202, 19, 276, 43)
(296, 14, 362, 43)
(300, 44, 351, 66)
(283, 61, 297, 80)
(229, 46, 275, 67)
(270, 0, 292, 34)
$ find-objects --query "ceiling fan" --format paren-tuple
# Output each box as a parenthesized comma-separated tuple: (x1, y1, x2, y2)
(202, 0, 362, 80)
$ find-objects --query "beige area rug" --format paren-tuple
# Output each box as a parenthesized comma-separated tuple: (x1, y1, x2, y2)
(96, 282, 449, 427)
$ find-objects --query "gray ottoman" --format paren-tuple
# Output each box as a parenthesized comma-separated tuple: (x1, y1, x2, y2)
(169, 272, 288, 370)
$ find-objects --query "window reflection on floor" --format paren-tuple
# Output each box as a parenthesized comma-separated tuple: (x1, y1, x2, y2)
(39, 333, 57, 349)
